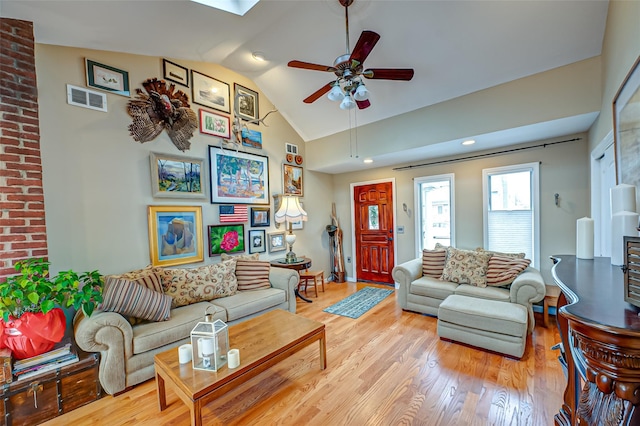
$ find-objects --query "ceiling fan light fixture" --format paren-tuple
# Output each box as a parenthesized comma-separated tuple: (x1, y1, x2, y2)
(353, 83, 369, 101)
(339, 94, 356, 110)
(328, 84, 345, 101)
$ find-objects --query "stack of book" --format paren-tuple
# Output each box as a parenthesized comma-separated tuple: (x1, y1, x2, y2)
(13, 342, 79, 381)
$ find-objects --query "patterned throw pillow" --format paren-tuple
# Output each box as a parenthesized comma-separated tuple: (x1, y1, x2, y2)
(422, 249, 447, 278)
(100, 276, 172, 322)
(441, 247, 492, 287)
(235, 259, 271, 291)
(486, 255, 531, 287)
(160, 260, 238, 308)
(476, 248, 526, 259)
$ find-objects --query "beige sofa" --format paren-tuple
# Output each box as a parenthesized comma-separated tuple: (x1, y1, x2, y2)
(74, 264, 298, 395)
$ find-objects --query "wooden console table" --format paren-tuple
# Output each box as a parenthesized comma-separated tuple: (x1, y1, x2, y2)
(551, 255, 640, 426)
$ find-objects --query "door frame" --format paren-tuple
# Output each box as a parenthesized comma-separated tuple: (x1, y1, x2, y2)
(590, 130, 614, 257)
(349, 178, 397, 282)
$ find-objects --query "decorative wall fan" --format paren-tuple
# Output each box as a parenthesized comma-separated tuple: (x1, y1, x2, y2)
(288, 0, 414, 110)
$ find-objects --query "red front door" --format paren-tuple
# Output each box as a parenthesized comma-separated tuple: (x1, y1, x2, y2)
(354, 182, 395, 284)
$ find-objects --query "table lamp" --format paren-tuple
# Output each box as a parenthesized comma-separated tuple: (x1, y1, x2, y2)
(274, 196, 307, 263)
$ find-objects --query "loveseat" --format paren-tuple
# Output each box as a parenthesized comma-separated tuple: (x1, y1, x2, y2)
(74, 258, 299, 395)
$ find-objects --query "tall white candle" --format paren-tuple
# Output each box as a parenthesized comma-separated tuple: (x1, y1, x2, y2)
(576, 217, 594, 259)
(610, 184, 637, 215)
(200, 338, 215, 356)
(611, 211, 640, 265)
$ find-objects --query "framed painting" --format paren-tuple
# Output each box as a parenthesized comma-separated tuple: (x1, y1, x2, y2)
(148, 205, 203, 267)
(241, 129, 262, 149)
(283, 164, 303, 196)
(208, 224, 245, 256)
(149, 152, 206, 199)
(234, 83, 259, 122)
(208, 146, 270, 205)
(268, 231, 286, 253)
(163, 59, 189, 87)
(614, 56, 640, 190)
(248, 229, 266, 254)
(85, 59, 130, 97)
(192, 70, 230, 113)
(199, 109, 230, 139)
(250, 207, 270, 227)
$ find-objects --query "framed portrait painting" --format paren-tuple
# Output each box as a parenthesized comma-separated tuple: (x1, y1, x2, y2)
(85, 59, 130, 97)
(148, 205, 203, 267)
(149, 152, 206, 199)
(234, 83, 259, 122)
(248, 229, 266, 254)
(250, 207, 270, 227)
(268, 231, 286, 253)
(283, 164, 303, 196)
(614, 56, 640, 190)
(208, 224, 245, 256)
(208, 146, 270, 204)
(192, 70, 230, 113)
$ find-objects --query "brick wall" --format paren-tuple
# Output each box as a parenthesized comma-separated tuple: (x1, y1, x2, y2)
(0, 18, 47, 281)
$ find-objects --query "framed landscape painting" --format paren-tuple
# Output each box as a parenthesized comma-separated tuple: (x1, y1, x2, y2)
(208, 224, 245, 256)
(614, 56, 640, 189)
(208, 146, 270, 204)
(149, 152, 206, 199)
(283, 164, 303, 196)
(85, 59, 130, 97)
(148, 205, 203, 267)
(192, 70, 230, 113)
(250, 207, 270, 227)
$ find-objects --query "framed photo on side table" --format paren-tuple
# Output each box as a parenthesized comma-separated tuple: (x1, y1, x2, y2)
(192, 70, 230, 113)
(208, 146, 270, 204)
(148, 205, 203, 267)
(268, 231, 286, 253)
(614, 56, 640, 189)
(85, 59, 130, 97)
(234, 83, 259, 122)
(248, 229, 266, 254)
(149, 152, 206, 199)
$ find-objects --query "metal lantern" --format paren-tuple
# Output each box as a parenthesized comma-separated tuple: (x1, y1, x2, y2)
(190, 320, 229, 372)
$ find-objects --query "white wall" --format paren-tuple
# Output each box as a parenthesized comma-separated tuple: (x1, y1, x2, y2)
(35, 44, 333, 275)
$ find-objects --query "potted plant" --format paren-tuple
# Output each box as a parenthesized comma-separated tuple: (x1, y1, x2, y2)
(0, 258, 103, 359)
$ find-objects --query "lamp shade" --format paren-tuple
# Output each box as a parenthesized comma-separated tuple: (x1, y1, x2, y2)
(275, 196, 308, 224)
(327, 85, 345, 102)
(353, 84, 369, 101)
(339, 94, 356, 110)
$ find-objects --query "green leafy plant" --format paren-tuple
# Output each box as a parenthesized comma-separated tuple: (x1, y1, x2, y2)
(0, 258, 103, 322)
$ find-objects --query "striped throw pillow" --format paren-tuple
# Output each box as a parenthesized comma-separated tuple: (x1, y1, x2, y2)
(101, 276, 172, 321)
(486, 255, 531, 287)
(422, 249, 446, 278)
(235, 260, 271, 291)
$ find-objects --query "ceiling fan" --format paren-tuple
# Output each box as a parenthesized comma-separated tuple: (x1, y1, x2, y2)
(288, 0, 414, 110)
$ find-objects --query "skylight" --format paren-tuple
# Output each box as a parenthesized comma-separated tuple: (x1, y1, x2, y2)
(189, 0, 260, 16)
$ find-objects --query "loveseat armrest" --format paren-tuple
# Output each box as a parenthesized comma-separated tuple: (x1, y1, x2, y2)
(509, 266, 546, 332)
(392, 257, 423, 309)
(269, 267, 299, 313)
(73, 310, 133, 395)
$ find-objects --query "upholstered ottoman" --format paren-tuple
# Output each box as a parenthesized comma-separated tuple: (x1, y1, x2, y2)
(437, 294, 528, 358)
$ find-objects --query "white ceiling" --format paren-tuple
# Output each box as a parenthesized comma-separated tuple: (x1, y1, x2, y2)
(1, 0, 609, 169)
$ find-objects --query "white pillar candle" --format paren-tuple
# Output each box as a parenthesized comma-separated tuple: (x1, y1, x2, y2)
(227, 348, 240, 369)
(610, 184, 637, 215)
(611, 211, 640, 265)
(576, 217, 594, 259)
(200, 338, 215, 356)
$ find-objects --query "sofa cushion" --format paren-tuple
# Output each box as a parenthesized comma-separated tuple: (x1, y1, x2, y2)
(132, 302, 226, 354)
(410, 276, 458, 300)
(441, 247, 491, 287)
(235, 260, 271, 291)
(221, 253, 260, 262)
(160, 260, 238, 308)
(211, 288, 286, 321)
(486, 255, 531, 286)
(454, 284, 511, 302)
(100, 276, 172, 322)
(476, 248, 526, 259)
(422, 249, 446, 278)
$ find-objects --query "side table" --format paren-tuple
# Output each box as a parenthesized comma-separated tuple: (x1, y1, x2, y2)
(270, 257, 313, 303)
(543, 284, 562, 327)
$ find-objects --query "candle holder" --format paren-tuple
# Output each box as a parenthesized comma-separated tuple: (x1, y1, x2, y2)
(190, 319, 229, 372)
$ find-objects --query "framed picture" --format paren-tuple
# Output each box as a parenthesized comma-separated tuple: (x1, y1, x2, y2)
(268, 231, 286, 253)
(248, 229, 266, 254)
(208, 146, 270, 204)
(192, 70, 230, 113)
(614, 56, 640, 190)
(241, 129, 262, 149)
(163, 59, 189, 87)
(149, 152, 206, 199)
(208, 224, 245, 256)
(148, 205, 203, 267)
(85, 59, 130, 97)
(234, 83, 259, 122)
(283, 164, 303, 196)
(199, 109, 230, 139)
(250, 207, 270, 227)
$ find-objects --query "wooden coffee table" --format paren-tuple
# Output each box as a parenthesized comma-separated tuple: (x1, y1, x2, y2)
(154, 309, 326, 426)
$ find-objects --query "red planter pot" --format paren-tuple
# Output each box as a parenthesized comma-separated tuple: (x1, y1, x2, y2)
(0, 308, 66, 360)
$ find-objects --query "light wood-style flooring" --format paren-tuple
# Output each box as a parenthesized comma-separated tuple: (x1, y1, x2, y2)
(43, 282, 564, 426)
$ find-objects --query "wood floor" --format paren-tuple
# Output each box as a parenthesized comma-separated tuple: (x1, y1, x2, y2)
(43, 282, 564, 426)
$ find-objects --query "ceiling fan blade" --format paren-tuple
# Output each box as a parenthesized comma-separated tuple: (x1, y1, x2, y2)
(363, 68, 415, 81)
(349, 31, 381, 65)
(303, 82, 334, 103)
(356, 99, 371, 110)
(288, 60, 336, 73)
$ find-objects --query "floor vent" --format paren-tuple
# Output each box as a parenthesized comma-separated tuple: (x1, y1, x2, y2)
(66, 84, 108, 112)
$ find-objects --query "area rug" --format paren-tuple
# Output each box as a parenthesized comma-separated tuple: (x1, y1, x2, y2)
(323, 287, 394, 319)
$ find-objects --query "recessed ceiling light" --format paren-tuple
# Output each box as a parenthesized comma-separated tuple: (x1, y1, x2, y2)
(363, 158, 373, 164)
(462, 139, 476, 146)
(252, 52, 266, 62)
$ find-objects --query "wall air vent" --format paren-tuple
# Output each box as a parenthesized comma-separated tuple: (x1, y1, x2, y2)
(66, 84, 107, 112)
(285, 143, 298, 155)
